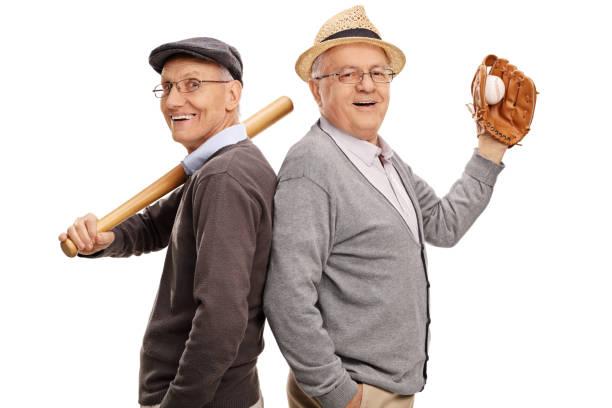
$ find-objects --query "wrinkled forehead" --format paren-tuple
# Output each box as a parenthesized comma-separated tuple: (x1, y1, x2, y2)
(160, 55, 222, 80)
(324, 43, 390, 70)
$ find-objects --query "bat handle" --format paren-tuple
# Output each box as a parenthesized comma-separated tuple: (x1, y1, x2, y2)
(61, 239, 79, 258)
(59, 164, 187, 258)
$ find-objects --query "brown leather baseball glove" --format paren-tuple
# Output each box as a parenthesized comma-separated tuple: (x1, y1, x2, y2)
(469, 55, 537, 147)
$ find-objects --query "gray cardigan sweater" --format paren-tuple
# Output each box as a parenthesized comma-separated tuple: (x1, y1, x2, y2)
(263, 122, 504, 408)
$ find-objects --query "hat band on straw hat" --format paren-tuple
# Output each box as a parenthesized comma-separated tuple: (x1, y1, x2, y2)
(322, 28, 381, 42)
(294, 6, 406, 81)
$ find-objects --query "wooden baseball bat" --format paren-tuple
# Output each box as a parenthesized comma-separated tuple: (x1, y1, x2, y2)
(61, 96, 293, 258)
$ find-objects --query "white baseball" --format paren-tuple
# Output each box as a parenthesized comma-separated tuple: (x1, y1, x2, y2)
(485, 75, 505, 105)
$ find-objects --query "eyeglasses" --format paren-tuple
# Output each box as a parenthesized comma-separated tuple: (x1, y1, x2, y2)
(152, 78, 231, 98)
(314, 68, 396, 84)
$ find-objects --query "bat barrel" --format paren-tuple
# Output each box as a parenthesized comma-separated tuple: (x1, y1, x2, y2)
(244, 96, 293, 138)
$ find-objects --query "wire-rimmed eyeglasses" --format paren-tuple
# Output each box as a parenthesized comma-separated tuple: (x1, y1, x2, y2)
(153, 78, 231, 98)
(314, 68, 396, 84)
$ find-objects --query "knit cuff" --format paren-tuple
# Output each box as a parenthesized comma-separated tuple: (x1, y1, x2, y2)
(464, 148, 505, 187)
(314, 374, 359, 408)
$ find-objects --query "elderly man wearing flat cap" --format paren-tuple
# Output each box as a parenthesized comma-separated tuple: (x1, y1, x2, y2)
(58, 37, 275, 408)
(264, 6, 510, 408)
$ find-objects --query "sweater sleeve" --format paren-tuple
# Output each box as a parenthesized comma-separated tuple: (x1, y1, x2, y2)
(410, 149, 504, 247)
(160, 173, 260, 408)
(79, 185, 183, 258)
(263, 176, 359, 408)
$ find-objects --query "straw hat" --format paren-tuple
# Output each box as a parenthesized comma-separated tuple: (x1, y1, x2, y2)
(295, 5, 406, 82)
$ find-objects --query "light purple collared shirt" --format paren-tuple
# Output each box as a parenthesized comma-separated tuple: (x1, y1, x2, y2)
(320, 116, 420, 242)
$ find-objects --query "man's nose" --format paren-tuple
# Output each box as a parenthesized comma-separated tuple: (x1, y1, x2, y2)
(164, 86, 186, 107)
(357, 72, 376, 92)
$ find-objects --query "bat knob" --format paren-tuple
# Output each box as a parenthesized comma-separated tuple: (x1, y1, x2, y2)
(61, 239, 78, 258)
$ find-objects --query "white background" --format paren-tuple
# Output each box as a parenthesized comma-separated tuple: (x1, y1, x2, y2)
(1, 0, 610, 407)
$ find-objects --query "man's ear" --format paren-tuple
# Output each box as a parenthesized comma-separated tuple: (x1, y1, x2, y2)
(308, 78, 323, 108)
(225, 80, 242, 112)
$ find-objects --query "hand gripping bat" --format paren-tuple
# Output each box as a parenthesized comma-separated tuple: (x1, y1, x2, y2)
(61, 96, 293, 257)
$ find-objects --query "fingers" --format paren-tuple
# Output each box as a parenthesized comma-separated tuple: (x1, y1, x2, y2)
(487, 60, 507, 95)
(489, 58, 508, 77)
(506, 71, 536, 129)
(75, 219, 92, 250)
(517, 75, 537, 124)
(504, 63, 517, 83)
(504, 69, 524, 108)
(483, 54, 498, 68)
(85, 214, 97, 243)
(64, 213, 99, 252)
(66, 225, 84, 251)
(472, 65, 488, 109)
(501, 63, 517, 96)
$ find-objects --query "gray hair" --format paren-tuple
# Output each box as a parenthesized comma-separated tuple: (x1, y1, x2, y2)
(218, 65, 241, 120)
(310, 52, 328, 79)
(218, 65, 234, 81)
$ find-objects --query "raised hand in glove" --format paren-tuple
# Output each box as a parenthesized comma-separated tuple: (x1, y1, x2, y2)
(469, 54, 537, 148)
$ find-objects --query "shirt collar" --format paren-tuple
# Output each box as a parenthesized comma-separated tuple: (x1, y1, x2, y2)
(377, 134, 395, 161)
(319, 116, 395, 166)
(181, 124, 247, 176)
(319, 116, 381, 167)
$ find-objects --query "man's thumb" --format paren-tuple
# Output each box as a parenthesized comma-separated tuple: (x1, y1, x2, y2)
(96, 232, 115, 246)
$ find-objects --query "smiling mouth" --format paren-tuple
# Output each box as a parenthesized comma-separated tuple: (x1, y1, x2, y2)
(171, 114, 196, 121)
(353, 102, 376, 107)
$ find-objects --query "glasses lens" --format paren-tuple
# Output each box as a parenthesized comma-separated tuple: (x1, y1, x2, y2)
(335, 69, 395, 84)
(337, 69, 361, 84)
(178, 78, 201, 93)
(153, 84, 168, 98)
(371, 69, 395, 83)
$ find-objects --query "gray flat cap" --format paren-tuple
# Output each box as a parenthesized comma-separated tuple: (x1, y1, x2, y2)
(149, 37, 243, 84)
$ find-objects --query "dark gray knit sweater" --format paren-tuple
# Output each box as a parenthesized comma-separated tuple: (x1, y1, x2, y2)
(83, 139, 276, 408)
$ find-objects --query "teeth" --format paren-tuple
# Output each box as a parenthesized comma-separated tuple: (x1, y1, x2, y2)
(171, 114, 195, 120)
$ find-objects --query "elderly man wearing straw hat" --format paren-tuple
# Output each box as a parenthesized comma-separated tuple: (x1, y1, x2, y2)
(59, 38, 275, 408)
(264, 6, 508, 408)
